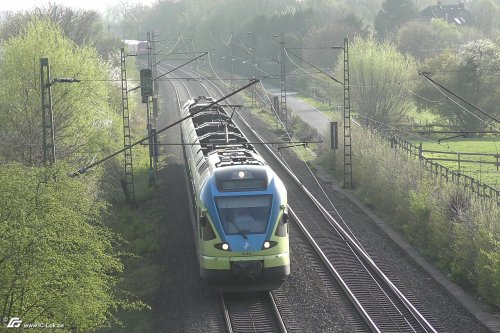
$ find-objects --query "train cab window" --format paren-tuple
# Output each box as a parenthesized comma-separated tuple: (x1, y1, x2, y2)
(200, 216, 216, 241)
(215, 195, 272, 236)
(274, 213, 288, 237)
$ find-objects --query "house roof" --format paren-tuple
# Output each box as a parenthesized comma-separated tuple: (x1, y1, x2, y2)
(420, 2, 473, 25)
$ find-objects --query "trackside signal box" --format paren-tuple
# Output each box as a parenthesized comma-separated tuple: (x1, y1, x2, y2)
(140, 68, 153, 103)
(330, 121, 338, 150)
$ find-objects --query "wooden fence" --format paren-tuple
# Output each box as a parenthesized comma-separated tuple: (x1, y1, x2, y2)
(390, 135, 500, 205)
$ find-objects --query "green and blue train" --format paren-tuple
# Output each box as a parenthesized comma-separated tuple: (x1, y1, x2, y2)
(181, 96, 290, 291)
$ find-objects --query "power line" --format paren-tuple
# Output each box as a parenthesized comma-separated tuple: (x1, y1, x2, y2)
(285, 49, 343, 85)
(68, 79, 259, 177)
(419, 72, 500, 125)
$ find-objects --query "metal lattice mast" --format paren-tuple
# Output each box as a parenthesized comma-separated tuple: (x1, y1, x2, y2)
(146, 32, 153, 170)
(343, 37, 353, 188)
(151, 31, 159, 170)
(250, 33, 256, 108)
(280, 33, 287, 131)
(40, 58, 55, 166)
(152, 31, 159, 123)
(120, 48, 135, 203)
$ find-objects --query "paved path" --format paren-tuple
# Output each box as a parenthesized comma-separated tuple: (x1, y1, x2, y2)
(263, 86, 500, 333)
(265, 87, 330, 135)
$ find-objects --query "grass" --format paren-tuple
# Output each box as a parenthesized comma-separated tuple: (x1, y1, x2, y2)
(410, 137, 500, 188)
(242, 95, 320, 163)
(248, 91, 500, 309)
(300, 97, 339, 119)
(407, 108, 439, 124)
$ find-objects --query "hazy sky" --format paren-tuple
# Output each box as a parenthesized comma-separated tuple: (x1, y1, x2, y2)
(1, 0, 155, 13)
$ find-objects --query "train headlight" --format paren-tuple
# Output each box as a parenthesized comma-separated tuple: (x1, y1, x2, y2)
(214, 242, 231, 251)
(262, 240, 278, 250)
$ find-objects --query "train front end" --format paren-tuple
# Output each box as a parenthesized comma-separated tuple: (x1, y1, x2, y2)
(198, 165, 289, 291)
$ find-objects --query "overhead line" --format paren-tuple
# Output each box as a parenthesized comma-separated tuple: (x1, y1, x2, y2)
(419, 72, 500, 124)
(286, 49, 343, 85)
(68, 79, 259, 177)
(154, 52, 207, 81)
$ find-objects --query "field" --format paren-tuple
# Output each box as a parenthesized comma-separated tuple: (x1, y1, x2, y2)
(409, 136, 500, 188)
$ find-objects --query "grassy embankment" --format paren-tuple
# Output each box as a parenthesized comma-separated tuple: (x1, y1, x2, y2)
(410, 138, 500, 188)
(99, 93, 168, 331)
(304, 97, 500, 189)
(245, 93, 500, 310)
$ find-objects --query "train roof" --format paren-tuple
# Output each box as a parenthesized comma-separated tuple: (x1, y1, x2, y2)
(183, 96, 266, 168)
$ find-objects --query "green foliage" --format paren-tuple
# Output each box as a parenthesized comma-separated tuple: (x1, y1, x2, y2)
(416, 39, 500, 130)
(396, 19, 463, 60)
(477, 241, 500, 306)
(0, 18, 122, 166)
(339, 37, 419, 127)
(0, 5, 122, 60)
(470, 0, 500, 37)
(318, 119, 500, 308)
(0, 163, 135, 332)
(374, 0, 418, 39)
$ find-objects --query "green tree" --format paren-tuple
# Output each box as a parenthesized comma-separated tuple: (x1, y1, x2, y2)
(0, 4, 121, 60)
(416, 39, 500, 130)
(470, 0, 500, 37)
(0, 163, 132, 332)
(302, 3, 369, 68)
(397, 18, 484, 61)
(0, 18, 121, 166)
(338, 38, 418, 127)
(374, 0, 418, 39)
(397, 19, 461, 60)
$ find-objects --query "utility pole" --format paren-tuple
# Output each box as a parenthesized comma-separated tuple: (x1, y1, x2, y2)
(40, 58, 55, 166)
(343, 37, 353, 188)
(120, 48, 136, 203)
(146, 32, 154, 171)
(151, 31, 159, 170)
(248, 32, 256, 108)
(279, 33, 287, 131)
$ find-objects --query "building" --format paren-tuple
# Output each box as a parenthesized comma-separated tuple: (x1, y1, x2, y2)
(420, 1, 473, 25)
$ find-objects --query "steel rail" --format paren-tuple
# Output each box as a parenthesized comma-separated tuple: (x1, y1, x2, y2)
(161, 62, 437, 332)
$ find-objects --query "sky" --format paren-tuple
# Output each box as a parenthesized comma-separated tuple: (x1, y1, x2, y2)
(0, 0, 155, 13)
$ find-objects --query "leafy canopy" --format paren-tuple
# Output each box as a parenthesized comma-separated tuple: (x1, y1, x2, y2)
(341, 37, 419, 127)
(416, 39, 500, 130)
(0, 163, 130, 332)
(0, 18, 121, 166)
(374, 0, 418, 39)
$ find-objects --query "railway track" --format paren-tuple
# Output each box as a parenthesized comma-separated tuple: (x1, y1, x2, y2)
(221, 292, 287, 333)
(160, 62, 440, 332)
(165, 71, 297, 333)
(237, 114, 437, 332)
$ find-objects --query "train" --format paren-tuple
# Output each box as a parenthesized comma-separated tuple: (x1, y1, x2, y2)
(181, 96, 290, 291)
(122, 39, 149, 56)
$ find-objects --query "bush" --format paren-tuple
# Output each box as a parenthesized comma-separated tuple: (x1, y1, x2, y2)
(318, 117, 500, 308)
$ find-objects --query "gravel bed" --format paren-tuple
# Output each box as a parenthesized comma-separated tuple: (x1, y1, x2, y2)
(145, 77, 491, 332)
(232, 102, 491, 333)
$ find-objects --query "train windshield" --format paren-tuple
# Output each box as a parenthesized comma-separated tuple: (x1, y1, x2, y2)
(215, 195, 272, 237)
